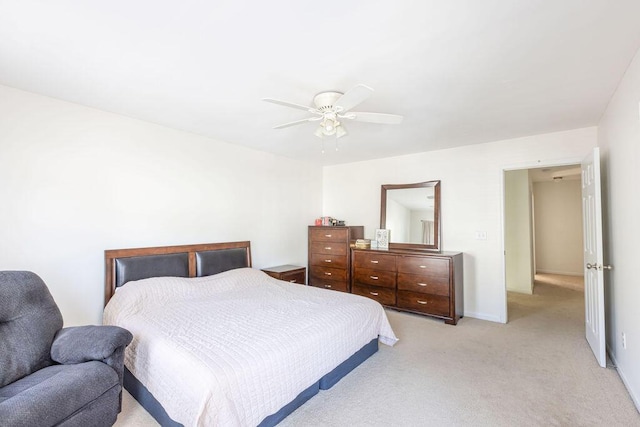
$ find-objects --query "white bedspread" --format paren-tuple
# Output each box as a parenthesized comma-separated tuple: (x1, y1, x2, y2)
(103, 268, 397, 426)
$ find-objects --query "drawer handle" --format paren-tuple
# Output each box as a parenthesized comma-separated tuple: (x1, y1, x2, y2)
(417, 300, 428, 305)
(324, 272, 332, 276)
(325, 284, 332, 288)
(370, 292, 379, 296)
(324, 247, 332, 250)
(419, 265, 427, 269)
(370, 260, 379, 264)
(325, 234, 332, 238)
(324, 259, 332, 263)
(290, 280, 297, 283)
(370, 276, 379, 280)
(417, 282, 428, 287)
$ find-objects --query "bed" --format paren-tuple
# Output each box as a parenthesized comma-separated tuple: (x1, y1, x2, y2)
(103, 241, 397, 426)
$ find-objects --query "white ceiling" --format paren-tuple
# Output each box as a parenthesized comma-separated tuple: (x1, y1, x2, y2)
(2, 1, 640, 166)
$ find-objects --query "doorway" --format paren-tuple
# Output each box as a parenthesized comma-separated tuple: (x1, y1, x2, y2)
(503, 163, 584, 321)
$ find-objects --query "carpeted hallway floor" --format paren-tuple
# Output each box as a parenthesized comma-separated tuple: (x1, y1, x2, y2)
(535, 272, 584, 292)
(115, 277, 640, 426)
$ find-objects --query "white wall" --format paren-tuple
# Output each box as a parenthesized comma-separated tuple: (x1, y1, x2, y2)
(504, 169, 533, 294)
(386, 198, 409, 242)
(0, 85, 323, 326)
(323, 127, 597, 322)
(532, 180, 583, 275)
(598, 45, 640, 410)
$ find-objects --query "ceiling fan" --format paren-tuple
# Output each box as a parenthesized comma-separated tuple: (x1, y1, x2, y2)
(263, 84, 403, 139)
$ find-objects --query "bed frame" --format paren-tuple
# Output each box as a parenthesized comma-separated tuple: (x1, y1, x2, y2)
(103, 241, 378, 427)
(104, 241, 252, 305)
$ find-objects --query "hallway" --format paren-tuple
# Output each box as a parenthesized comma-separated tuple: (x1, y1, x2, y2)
(535, 272, 584, 292)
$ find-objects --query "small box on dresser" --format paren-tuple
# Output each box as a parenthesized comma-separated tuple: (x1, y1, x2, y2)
(351, 248, 463, 325)
(308, 226, 364, 292)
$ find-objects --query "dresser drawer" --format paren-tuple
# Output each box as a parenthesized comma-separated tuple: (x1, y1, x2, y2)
(353, 251, 396, 271)
(352, 284, 396, 306)
(310, 279, 349, 292)
(278, 270, 306, 285)
(310, 265, 347, 282)
(310, 241, 347, 256)
(397, 256, 449, 276)
(397, 290, 450, 317)
(353, 268, 396, 289)
(309, 228, 349, 242)
(310, 253, 347, 269)
(397, 272, 449, 296)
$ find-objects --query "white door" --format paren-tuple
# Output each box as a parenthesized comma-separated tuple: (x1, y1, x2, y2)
(581, 147, 606, 367)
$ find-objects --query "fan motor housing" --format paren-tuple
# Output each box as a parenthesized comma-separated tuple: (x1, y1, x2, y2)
(313, 91, 343, 112)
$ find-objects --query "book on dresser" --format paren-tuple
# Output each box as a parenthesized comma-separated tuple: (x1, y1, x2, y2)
(354, 239, 371, 249)
(308, 226, 364, 293)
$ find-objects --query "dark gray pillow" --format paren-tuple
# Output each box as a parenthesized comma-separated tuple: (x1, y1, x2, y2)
(0, 271, 63, 387)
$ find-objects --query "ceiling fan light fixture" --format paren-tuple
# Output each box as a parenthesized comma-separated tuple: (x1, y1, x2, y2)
(319, 117, 339, 137)
(264, 84, 403, 142)
(324, 121, 335, 133)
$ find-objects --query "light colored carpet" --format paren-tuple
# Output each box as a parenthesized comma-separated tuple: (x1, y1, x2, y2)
(114, 282, 639, 426)
(535, 272, 584, 292)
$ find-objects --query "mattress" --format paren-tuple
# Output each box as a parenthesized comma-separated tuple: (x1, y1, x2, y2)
(103, 267, 397, 426)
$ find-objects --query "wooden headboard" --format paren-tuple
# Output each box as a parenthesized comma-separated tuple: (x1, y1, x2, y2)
(104, 241, 252, 305)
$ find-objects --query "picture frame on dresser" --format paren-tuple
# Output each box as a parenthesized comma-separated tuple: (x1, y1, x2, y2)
(375, 229, 390, 249)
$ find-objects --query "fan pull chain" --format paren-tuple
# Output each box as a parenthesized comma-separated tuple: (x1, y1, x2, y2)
(321, 139, 325, 154)
(335, 139, 339, 151)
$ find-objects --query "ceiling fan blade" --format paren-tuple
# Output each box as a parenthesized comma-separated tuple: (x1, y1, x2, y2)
(273, 117, 321, 129)
(262, 98, 320, 114)
(334, 84, 374, 112)
(342, 112, 404, 124)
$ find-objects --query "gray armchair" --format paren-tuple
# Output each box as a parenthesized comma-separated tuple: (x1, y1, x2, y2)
(0, 271, 133, 427)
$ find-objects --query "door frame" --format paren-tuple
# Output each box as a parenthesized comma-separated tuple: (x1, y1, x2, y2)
(499, 156, 583, 323)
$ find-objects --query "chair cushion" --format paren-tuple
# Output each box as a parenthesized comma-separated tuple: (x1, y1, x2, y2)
(0, 361, 119, 427)
(0, 271, 63, 387)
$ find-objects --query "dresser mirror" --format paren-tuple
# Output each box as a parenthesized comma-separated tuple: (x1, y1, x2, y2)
(380, 180, 441, 251)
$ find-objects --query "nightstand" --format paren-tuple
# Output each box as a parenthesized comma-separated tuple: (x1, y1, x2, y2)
(262, 265, 306, 285)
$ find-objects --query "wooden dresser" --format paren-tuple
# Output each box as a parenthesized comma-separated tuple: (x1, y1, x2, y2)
(351, 248, 463, 325)
(308, 226, 364, 292)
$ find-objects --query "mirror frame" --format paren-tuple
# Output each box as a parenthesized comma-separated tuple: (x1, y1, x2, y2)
(380, 180, 441, 252)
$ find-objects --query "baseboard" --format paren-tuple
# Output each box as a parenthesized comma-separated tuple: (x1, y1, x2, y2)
(535, 269, 583, 276)
(607, 346, 640, 413)
(464, 311, 504, 324)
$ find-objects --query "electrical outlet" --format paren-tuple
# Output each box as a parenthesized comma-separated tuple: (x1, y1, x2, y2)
(475, 231, 487, 240)
(622, 332, 627, 349)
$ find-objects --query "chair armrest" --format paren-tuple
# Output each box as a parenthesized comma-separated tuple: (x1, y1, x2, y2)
(51, 325, 132, 365)
(51, 325, 133, 411)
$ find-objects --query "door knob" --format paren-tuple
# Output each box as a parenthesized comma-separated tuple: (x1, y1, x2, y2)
(586, 263, 613, 271)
